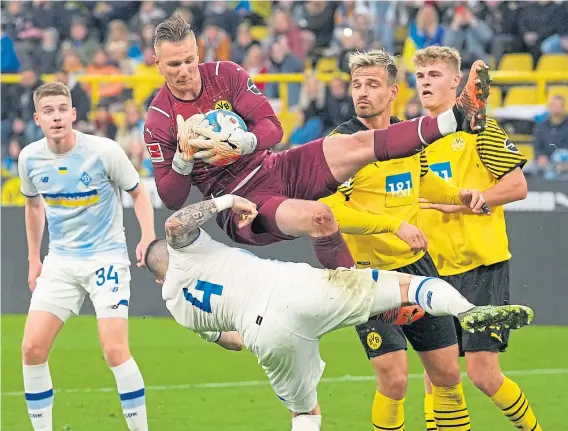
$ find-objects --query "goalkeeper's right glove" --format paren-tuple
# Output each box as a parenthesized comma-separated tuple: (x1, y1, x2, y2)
(173, 114, 210, 175)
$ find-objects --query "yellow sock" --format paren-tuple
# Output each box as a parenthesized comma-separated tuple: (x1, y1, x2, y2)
(372, 390, 405, 431)
(424, 393, 438, 431)
(491, 377, 542, 431)
(432, 382, 471, 430)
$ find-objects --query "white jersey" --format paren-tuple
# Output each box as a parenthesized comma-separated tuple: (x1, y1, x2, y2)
(18, 131, 139, 258)
(163, 229, 332, 344)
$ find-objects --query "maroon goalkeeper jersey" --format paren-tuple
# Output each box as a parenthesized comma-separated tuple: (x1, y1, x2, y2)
(144, 61, 283, 209)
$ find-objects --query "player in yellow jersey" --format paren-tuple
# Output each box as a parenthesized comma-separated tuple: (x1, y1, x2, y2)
(320, 50, 488, 431)
(413, 46, 541, 431)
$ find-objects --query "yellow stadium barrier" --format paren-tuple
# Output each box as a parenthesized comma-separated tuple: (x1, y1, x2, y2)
(2, 71, 567, 114)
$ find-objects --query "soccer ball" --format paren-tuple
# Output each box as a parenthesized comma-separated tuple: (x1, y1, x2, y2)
(203, 109, 248, 135)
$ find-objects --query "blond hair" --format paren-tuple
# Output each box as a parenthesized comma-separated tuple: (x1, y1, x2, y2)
(348, 49, 398, 83)
(33, 82, 72, 110)
(413, 46, 461, 72)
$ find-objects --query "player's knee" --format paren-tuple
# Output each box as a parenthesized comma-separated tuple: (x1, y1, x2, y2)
(102, 344, 131, 368)
(22, 339, 49, 364)
(466, 360, 502, 396)
(427, 361, 462, 387)
(372, 359, 408, 399)
(308, 203, 338, 237)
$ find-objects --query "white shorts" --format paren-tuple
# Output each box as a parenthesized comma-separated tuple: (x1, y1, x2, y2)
(29, 253, 131, 322)
(249, 267, 378, 413)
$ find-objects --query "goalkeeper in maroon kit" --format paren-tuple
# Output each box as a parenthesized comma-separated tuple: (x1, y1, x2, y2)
(145, 15, 491, 270)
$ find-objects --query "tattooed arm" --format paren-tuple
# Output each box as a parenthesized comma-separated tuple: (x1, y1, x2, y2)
(164, 195, 259, 249)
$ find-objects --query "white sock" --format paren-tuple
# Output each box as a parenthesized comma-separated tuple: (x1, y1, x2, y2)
(437, 108, 458, 135)
(23, 362, 53, 431)
(370, 270, 403, 316)
(110, 357, 148, 431)
(408, 276, 475, 316)
(291, 414, 322, 431)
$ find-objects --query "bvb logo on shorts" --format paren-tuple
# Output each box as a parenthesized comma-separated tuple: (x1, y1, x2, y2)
(214, 100, 233, 111)
(366, 331, 382, 350)
(451, 134, 465, 152)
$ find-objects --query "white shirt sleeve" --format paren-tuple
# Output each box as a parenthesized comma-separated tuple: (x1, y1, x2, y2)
(197, 331, 222, 343)
(167, 229, 227, 256)
(100, 139, 140, 191)
(18, 151, 38, 197)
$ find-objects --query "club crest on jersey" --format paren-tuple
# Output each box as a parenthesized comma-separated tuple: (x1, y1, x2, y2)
(451, 135, 465, 152)
(214, 99, 233, 111)
(367, 331, 382, 350)
(504, 138, 519, 153)
(80, 172, 91, 187)
(247, 77, 261, 95)
(146, 143, 164, 162)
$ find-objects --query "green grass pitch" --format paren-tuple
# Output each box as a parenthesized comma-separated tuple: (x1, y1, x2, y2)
(2, 315, 567, 430)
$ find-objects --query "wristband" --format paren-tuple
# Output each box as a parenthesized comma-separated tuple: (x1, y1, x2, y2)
(212, 195, 234, 211)
(172, 152, 194, 175)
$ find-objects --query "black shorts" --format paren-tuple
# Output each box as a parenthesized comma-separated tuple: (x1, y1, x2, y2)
(443, 260, 511, 356)
(356, 253, 458, 359)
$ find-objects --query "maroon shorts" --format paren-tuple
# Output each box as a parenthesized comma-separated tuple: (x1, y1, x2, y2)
(217, 138, 341, 246)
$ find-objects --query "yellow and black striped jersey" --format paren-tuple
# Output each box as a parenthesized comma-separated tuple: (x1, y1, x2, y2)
(417, 118, 527, 276)
(320, 117, 462, 270)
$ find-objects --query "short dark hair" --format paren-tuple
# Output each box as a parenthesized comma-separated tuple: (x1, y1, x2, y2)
(144, 238, 168, 277)
(154, 14, 194, 47)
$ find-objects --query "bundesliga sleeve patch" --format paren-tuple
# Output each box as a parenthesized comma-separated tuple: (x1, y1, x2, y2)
(145, 143, 164, 162)
(246, 77, 261, 95)
(504, 138, 519, 153)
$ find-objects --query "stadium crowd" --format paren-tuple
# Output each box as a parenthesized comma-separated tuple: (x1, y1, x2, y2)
(1, 0, 568, 187)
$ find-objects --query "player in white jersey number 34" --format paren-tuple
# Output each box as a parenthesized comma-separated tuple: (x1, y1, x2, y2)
(18, 82, 155, 431)
(143, 194, 534, 431)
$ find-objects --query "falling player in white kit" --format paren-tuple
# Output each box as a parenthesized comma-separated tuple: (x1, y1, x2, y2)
(142, 194, 534, 431)
(18, 82, 155, 431)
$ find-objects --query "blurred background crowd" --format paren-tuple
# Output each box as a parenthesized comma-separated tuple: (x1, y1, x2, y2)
(1, 0, 568, 199)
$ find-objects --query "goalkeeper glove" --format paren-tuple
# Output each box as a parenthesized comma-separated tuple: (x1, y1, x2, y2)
(173, 114, 211, 175)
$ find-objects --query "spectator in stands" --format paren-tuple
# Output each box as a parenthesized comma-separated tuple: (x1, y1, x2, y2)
(289, 75, 326, 147)
(540, 3, 568, 54)
(106, 19, 140, 60)
(129, 0, 166, 34)
(55, 70, 91, 125)
(133, 46, 161, 104)
(473, 0, 523, 64)
(323, 75, 354, 132)
(30, 0, 67, 33)
(265, 35, 303, 107)
(242, 44, 268, 93)
(302, 1, 337, 49)
(205, 1, 241, 41)
(60, 17, 101, 66)
(3, 136, 22, 177)
(61, 50, 84, 75)
(533, 95, 568, 168)
(91, 1, 139, 35)
(403, 97, 425, 120)
(1, 28, 20, 73)
(264, 8, 308, 62)
(3, 0, 43, 67)
(443, 4, 493, 69)
(6, 68, 43, 144)
(517, 0, 561, 61)
(402, 4, 444, 77)
(176, 1, 205, 33)
(370, 1, 408, 54)
(107, 40, 137, 75)
(231, 22, 260, 65)
(116, 100, 145, 170)
(85, 49, 124, 106)
(338, 29, 367, 74)
(34, 27, 59, 75)
(198, 18, 231, 63)
(93, 103, 118, 140)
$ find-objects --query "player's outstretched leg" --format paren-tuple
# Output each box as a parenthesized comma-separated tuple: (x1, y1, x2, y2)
(22, 311, 63, 431)
(405, 276, 534, 332)
(99, 318, 148, 431)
